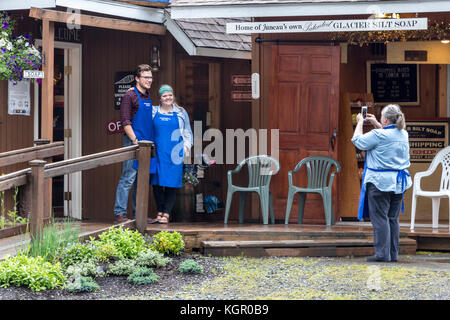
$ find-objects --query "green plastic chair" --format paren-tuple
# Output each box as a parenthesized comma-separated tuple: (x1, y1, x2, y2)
(284, 156, 341, 226)
(224, 155, 280, 225)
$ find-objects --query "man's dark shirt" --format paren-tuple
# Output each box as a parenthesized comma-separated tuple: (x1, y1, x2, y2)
(120, 89, 150, 127)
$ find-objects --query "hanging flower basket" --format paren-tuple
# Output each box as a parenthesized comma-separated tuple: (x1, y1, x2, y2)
(0, 12, 42, 84)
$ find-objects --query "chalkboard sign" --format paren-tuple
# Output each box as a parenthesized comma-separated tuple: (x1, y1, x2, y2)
(366, 61, 420, 105)
(114, 71, 135, 110)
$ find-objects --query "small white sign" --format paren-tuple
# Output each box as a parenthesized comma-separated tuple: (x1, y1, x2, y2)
(227, 18, 428, 34)
(251, 73, 260, 99)
(8, 80, 31, 116)
(23, 70, 45, 79)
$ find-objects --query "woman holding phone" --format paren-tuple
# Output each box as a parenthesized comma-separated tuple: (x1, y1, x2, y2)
(352, 104, 412, 262)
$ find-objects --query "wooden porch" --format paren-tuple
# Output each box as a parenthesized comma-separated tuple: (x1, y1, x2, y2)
(2, 220, 448, 260)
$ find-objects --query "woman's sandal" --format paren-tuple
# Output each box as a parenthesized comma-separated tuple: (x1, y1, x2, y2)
(148, 212, 163, 224)
(158, 213, 170, 224)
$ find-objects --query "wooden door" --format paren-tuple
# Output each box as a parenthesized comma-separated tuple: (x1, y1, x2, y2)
(269, 45, 340, 224)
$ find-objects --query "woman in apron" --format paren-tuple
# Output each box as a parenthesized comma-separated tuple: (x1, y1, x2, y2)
(149, 85, 193, 224)
(352, 104, 412, 262)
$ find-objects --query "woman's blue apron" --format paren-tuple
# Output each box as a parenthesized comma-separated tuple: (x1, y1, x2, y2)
(131, 87, 156, 174)
(357, 125, 410, 220)
(150, 110, 183, 188)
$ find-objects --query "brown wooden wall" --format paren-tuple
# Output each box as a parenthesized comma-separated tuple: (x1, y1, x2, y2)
(81, 26, 163, 221)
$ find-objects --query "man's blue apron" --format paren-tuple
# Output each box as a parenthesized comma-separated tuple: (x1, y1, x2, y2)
(357, 124, 410, 220)
(150, 110, 183, 188)
(131, 87, 156, 174)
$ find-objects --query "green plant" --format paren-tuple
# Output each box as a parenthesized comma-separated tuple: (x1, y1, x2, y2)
(26, 219, 80, 262)
(57, 242, 97, 267)
(178, 259, 204, 274)
(127, 267, 159, 285)
(95, 226, 148, 259)
(94, 242, 119, 263)
(150, 231, 185, 256)
(65, 260, 104, 278)
(135, 248, 171, 268)
(0, 12, 42, 83)
(65, 276, 99, 293)
(108, 259, 136, 276)
(0, 253, 66, 291)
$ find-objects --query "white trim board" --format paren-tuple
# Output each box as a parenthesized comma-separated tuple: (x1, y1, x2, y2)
(56, 0, 165, 24)
(170, 1, 450, 19)
(0, 0, 55, 10)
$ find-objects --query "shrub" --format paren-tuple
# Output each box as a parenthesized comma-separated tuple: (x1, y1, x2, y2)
(94, 242, 119, 263)
(95, 226, 148, 259)
(57, 242, 97, 268)
(65, 276, 99, 293)
(150, 231, 185, 256)
(178, 259, 204, 274)
(135, 248, 171, 268)
(0, 254, 66, 292)
(127, 267, 159, 285)
(65, 260, 105, 278)
(108, 259, 136, 276)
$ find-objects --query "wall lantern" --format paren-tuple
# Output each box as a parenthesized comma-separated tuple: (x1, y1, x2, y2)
(151, 45, 160, 72)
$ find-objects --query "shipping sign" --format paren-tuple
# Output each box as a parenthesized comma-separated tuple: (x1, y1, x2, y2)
(406, 121, 449, 162)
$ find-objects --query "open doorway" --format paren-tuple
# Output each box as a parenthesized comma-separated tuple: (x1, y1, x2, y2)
(34, 40, 82, 220)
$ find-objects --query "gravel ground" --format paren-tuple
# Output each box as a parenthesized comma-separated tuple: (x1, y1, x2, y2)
(0, 252, 449, 300)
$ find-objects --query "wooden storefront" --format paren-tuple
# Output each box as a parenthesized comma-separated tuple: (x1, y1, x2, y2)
(0, 5, 252, 223)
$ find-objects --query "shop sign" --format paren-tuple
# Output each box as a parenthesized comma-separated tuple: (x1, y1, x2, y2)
(114, 71, 135, 110)
(107, 119, 124, 135)
(226, 18, 428, 34)
(406, 121, 449, 162)
(8, 80, 30, 116)
(232, 75, 251, 86)
(231, 91, 252, 102)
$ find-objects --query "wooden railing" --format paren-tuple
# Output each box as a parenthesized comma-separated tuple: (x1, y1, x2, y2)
(0, 141, 154, 236)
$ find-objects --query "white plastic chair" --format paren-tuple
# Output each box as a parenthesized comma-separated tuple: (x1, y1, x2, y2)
(411, 146, 450, 231)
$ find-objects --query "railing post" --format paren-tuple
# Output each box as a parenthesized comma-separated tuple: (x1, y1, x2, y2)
(29, 160, 46, 238)
(34, 139, 52, 224)
(135, 141, 152, 234)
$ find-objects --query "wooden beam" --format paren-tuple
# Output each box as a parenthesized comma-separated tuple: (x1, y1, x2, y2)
(41, 18, 54, 141)
(438, 64, 448, 117)
(29, 7, 166, 35)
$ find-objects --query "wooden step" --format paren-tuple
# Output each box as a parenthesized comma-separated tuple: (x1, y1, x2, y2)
(202, 238, 417, 257)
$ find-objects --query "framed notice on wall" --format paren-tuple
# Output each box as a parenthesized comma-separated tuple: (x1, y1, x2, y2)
(406, 121, 449, 163)
(367, 61, 420, 105)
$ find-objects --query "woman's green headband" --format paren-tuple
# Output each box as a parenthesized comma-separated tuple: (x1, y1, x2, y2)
(158, 85, 173, 96)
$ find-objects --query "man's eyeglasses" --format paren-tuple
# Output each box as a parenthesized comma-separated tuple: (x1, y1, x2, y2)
(140, 76, 153, 80)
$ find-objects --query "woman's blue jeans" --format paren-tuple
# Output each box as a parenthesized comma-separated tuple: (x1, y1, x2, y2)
(113, 135, 137, 218)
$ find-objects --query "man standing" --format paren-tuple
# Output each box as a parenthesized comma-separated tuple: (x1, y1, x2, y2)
(113, 64, 154, 223)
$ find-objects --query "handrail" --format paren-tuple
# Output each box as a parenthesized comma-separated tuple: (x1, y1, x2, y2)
(0, 141, 64, 168)
(0, 141, 155, 236)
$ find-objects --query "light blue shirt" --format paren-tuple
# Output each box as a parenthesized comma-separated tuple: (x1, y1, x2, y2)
(351, 125, 412, 194)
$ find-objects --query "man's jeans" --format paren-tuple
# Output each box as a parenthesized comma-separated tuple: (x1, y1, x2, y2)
(114, 135, 137, 218)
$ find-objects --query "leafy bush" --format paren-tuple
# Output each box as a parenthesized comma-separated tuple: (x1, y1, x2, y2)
(65, 276, 99, 293)
(150, 231, 185, 256)
(0, 254, 66, 292)
(57, 242, 97, 268)
(178, 259, 203, 274)
(95, 226, 148, 259)
(135, 248, 171, 268)
(127, 267, 159, 285)
(94, 242, 119, 263)
(65, 260, 105, 278)
(108, 259, 136, 276)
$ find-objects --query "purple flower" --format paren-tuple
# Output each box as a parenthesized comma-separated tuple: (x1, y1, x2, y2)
(24, 34, 30, 39)
(2, 22, 8, 30)
(1, 48, 6, 53)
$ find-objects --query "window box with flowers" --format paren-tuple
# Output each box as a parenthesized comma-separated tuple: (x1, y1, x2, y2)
(0, 12, 42, 85)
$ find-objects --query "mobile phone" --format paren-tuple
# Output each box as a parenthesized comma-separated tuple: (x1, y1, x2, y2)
(361, 106, 367, 119)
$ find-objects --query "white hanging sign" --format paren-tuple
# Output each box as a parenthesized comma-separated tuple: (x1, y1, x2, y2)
(8, 80, 31, 116)
(23, 70, 45, 79)
(227, 18, 428, 34)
